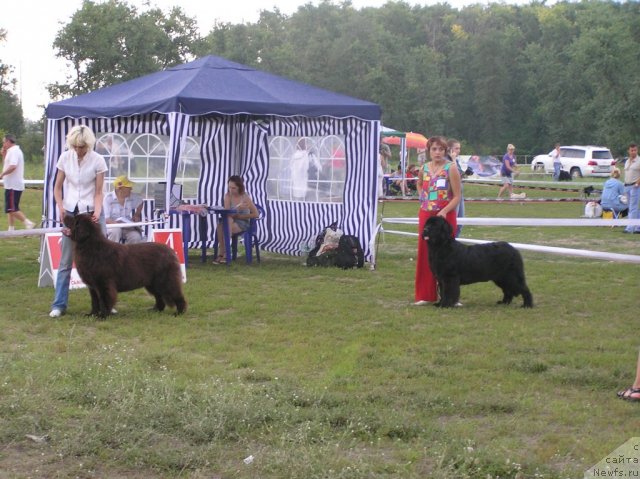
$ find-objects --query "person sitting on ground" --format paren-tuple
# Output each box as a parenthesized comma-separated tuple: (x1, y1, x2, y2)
(212, 175, 259, 264)
(600, 167, 628, 216)
(103, 176, 144, 244)
(617, 350, 640, 402)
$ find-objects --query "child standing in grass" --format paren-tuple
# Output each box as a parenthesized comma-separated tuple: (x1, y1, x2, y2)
(413, 136, 461, 306)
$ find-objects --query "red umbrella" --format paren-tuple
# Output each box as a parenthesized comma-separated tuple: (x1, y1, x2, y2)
(382, 132, 428, 149)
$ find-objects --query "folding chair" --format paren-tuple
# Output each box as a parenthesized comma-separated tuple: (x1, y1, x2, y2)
(213, 204, 265, 264)
(601, 207, 623, 228)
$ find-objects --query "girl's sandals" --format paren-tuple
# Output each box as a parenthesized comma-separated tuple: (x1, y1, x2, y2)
(211, 255, 226, 265)
(616, 387, 640, 402)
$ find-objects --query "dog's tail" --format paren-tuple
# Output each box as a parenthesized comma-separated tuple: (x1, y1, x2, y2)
(174, 296, 187, 314)
(162, 290, 187, 314)
(521, 288, 533, 308)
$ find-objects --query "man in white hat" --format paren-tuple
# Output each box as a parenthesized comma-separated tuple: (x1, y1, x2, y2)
(103, 175, 144, 243)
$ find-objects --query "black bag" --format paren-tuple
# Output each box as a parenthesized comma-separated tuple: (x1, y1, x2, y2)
(307, 247, 338, 267)
(306, 222, 340, 267)
(334, 234, 365, 269)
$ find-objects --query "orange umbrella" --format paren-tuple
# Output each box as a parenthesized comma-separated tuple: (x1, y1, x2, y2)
(382, 132, 428, 149)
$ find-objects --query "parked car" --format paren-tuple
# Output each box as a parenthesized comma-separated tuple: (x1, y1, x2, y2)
(530, 145, 615, 178)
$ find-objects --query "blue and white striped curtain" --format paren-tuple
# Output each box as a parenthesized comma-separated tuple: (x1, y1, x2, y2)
(44, 113, 380, 260)
(43, 114, 169, 226)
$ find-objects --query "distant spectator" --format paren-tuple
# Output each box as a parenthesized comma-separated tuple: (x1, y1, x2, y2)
(390, 163, 418, 196)
(447, 139, 464, 236)
(600, 168, 628, 216)
(378, 138, 392, 198)
(623, 143, 640, 234)
(497, 144, 519, 199)
(1, 134, 35, 230)
(551, 143, 562, 181)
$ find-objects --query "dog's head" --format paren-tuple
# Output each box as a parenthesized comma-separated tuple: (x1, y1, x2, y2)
(422, 216, 453, 246)
(63, 213, 100, 243)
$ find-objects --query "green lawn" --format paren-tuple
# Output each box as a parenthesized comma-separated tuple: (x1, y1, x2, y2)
(0, 186, 638, 478)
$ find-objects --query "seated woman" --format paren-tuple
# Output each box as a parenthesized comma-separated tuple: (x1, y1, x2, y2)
(600, 167, 628, 216)
(103, 176, 144, 244)
(212, 175, 259, 264)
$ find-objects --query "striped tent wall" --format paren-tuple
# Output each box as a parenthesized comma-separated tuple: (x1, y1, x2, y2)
(43, 114, 169, 227)
(44, 113, 379, 261)
(246, 116, 379, 258)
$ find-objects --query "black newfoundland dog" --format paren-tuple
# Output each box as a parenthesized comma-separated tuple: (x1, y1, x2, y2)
(422, 216, 533, 308)
(64, 213, 187, 318)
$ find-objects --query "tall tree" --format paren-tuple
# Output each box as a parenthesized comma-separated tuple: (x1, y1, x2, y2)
(0, 28, 24, 137)
(48, 0, 200, 99)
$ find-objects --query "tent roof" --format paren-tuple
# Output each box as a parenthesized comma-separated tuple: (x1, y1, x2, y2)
(46, 55, 381, 121)
(380, 126, 406, 137)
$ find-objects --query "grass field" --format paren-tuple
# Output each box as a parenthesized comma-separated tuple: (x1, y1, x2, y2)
(0, 181, 639, 478)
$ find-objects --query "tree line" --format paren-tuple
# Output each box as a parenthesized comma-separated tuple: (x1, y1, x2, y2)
(1, 0, 639, 160)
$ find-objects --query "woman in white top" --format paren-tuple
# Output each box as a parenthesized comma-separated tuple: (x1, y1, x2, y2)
(49, 125, 108, 318)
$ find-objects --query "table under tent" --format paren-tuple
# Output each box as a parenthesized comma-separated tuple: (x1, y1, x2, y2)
(44, 55, 382, 261)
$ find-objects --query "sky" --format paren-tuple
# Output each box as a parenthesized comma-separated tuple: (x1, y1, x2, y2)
(0, 0, 518, 122)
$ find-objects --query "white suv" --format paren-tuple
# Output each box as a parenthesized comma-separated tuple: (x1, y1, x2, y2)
(530, 145, 615, 178)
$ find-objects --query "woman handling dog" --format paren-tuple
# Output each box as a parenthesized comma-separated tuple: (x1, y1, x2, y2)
(414, 136, 462, 305)
(212, 175, 259, 264)
(49, 125, 108, 318)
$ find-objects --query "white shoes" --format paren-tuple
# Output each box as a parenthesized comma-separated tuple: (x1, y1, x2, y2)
(413, 300, 433, 306)
(49, 308, 116, 317)
(25, 220, 35, 229)
(412, 300, 463, 307)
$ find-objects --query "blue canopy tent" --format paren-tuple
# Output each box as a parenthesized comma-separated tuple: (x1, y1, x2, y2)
(44, 55, 382, 260)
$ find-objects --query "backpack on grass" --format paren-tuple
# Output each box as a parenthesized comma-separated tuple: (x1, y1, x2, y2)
(334, 234, 365, 269)
(306, 222, 364, 269)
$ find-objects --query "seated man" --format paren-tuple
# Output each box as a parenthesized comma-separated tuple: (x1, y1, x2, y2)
(103, 176, 144, 244)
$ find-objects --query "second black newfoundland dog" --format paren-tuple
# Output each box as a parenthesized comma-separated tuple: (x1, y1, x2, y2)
(422, 216, 533, 308)
(64, 213, 187, 318)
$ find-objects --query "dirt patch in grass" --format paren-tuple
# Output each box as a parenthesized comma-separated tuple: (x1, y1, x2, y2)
(0, 442, 225, 478)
